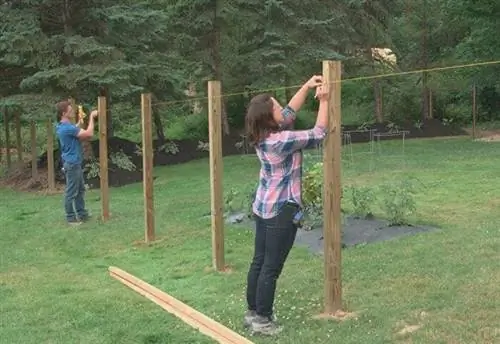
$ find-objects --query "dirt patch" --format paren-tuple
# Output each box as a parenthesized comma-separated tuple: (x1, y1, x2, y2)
(475, 134, 500, 142)
(0, 166, 65, 193)
(1, 133, 249, 192)
(397, 324, 422, 336)
(463, 127, 500, 141)
(313, 310, 359, 321)
(344, 118, 467, 143)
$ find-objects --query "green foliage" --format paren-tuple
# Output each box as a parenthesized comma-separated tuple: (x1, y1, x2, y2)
(302, 161, 323, 222)
(379, 179, 418, 226)
(110, 151, 137, 171)
(223, 183, 255, 216)
(2, 0, 500, 139)
(84, 151, 136, 180)
(157, 142, 179, 155)
(224, 187, 239, 214)
(167, 114, 209, 141)
(302, 162, 419, 226)
(349, 186, 375, 219)
(443, 103, 471, 125)
(85, 158, 100, 179)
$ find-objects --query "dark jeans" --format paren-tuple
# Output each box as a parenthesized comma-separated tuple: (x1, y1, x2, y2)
(246, 202, 299, 317)
(63, 162, 87, 221)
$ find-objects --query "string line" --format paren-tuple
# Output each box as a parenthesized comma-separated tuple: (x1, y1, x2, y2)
(152, 59, 500, 107)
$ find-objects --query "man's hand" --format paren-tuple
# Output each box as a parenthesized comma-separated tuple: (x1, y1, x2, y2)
(306, 75, 323, 89)
(90, 110, 98, 119)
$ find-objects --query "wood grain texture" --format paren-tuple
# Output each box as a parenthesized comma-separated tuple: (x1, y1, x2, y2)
(322, 60, 343, 314)
(109, 267, 254, 344)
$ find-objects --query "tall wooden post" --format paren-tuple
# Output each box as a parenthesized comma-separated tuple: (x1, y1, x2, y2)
(98, 96, 110, 221)
(141, 93, 155, 243)
(46, 119, 55, 191)
(208, 80, 225, 271)
(30, 121, 38, 180)
(322, 60, 343, 315)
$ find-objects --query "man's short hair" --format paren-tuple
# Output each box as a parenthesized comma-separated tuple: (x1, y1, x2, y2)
(56, 100, 71, 121)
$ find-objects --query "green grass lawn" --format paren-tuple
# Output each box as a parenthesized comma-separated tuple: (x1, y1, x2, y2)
(1, 137, 499, 344)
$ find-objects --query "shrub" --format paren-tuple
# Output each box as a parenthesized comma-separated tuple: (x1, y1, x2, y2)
(379, 179, 417, 226)
(349, 185, 375, 219)
(223, 183, 256, 217)
(166, 114, 209, 140)
(302, 161, 323, 223)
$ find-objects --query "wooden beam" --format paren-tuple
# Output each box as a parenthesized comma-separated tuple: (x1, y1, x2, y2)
(98, 96, 110, 221)
(109, 267, 254, 344)
(208, 80, 225, 271)
(322, 60, 343, 315)
(46, 118, 55, 191)
(141, 93, 155, 243)
(30, 121, 38, 180)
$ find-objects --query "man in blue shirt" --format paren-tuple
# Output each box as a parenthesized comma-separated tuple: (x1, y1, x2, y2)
(55, 100, 98, 225)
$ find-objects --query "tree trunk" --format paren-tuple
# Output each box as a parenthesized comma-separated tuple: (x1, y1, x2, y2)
(99, 87, 114, 137)
(370, 50, 384, 123)
(212, 0, 229, 135)
(62, 0, 92, 160)
(185, 83, 202, 114)
(421, 0, 430, 120)
(428, 88, 433, 118)
(374, 79, 384, 123)
(422, 74, 430, 120)
(284, 73, 292, 103)
(151, 96, 166, 144)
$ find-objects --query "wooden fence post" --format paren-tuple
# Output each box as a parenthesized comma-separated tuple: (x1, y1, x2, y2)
(141, 93, 155, 243)
(322, 60, 343, 315)
(208, 80, 225, 272)
(98, 96, 110, 221)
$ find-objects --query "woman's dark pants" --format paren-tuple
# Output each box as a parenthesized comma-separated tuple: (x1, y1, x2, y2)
(246, 202, 299, 318)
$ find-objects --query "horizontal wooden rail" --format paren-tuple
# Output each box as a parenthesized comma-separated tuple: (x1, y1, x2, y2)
(108, 266, 254, 344)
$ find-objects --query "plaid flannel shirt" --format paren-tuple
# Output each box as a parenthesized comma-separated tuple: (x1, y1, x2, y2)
(252, 106, 327, 219)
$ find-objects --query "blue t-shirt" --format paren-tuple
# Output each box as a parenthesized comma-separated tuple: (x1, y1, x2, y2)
(56, 122, 83, 164)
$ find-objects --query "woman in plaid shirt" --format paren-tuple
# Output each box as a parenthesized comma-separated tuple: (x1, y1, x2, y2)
(243, 76, 330, 335)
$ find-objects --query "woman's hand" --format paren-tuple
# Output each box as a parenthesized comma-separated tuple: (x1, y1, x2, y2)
(306, 75, 323, 89)
(315, 84, 329, 102)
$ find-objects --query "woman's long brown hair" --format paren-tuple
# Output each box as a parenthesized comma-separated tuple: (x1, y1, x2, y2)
(245, 93, 280, 145)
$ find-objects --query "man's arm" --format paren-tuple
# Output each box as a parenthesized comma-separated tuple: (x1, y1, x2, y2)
(76, 110, 97, 139)
(76, 118, 84, 128)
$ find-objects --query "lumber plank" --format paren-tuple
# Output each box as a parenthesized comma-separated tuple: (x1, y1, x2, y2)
(108, 266, 254, 344)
